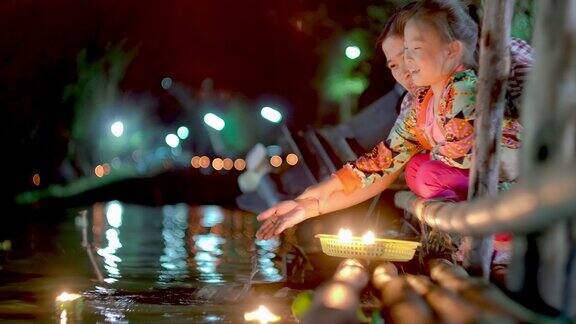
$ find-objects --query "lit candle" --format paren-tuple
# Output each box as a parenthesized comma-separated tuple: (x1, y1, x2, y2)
(337, 228, 353, 243)
(362, 231, 376, 245)
(244, 305, 281, 323)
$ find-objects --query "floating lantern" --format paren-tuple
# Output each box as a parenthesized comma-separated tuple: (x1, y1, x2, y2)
(56, 292, 81, 303)
(244, 305, 281, 323)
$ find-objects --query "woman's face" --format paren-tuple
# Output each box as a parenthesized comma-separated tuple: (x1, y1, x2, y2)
(403, 18, 458, 87)
(381, 36, 416, 93)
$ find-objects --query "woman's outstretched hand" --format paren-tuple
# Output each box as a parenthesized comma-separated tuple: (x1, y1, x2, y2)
(255, 199, 315, 240)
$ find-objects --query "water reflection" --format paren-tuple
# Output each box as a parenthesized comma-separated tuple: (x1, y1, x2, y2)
(159, 204, 190, 282)
(193, 233, 225, 283)
(91, 202, 283, 288)
(0, 201, 297, 323)
(106, 201, 123, 228)
(95, 201, 124, 283)
(100, 308, 128, 323)
(255, 239, 283, 282)
(192, 205, 227, 284)
(201, 205, 224, 227)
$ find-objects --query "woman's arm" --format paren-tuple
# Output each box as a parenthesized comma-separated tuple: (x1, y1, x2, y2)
(255, 169, 402, 239)
(256, 94, 421, 239)
(298, 170, 402, 216)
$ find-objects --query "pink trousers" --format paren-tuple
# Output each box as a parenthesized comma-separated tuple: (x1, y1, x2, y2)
(404, 153, 470, 201)
(405, 153, 512, 245)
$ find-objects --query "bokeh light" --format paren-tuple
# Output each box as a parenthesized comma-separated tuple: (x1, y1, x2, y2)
(32, 173, 41, 186)
(222, 158, 233, 170)
(161, 77, 173, 90)
(260, 106, 282, 123)
(234, 159, 246, 171)
(199, 156, 211, 169)
(95, 165, 105, 178)
(165, 134, 180, 148)
(345, 46, 361, 59)
(111, 121, 124, 137)
(212, 158, 223, 171)
(286, 153, 298, 166)
(177, 126, 189, 139)
(203, 113, 225, 131)
(191, 156, 200, 168)
(270, 155, 282, 168)
(111, 157, 121, 169)
(102, 163, 111, 175)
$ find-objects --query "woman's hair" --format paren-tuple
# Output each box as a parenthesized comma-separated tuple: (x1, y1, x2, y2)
(407, 0, 479, 69)
(376, 2, 417, 47)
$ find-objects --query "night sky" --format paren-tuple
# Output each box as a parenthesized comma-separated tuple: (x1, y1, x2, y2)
(1, 0, 396, 203)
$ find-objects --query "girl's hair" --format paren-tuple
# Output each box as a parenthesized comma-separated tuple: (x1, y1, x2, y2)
(407, 0, 479, 69)
(376, 2, 417, 47)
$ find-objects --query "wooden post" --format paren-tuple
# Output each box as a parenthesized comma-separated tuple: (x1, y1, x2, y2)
(508, 0, 576, 315)
(464, 0, 515, 278)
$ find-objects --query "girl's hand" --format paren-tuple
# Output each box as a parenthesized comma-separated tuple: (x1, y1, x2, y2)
(255, 199, 317, 240)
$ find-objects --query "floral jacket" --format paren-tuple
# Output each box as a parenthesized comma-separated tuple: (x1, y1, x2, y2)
(335, 69, 523, 193)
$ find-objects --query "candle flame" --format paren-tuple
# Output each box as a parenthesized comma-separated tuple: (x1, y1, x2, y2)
(56, 292, 81, 302)
(337, 228, 353, 243)
(244, 305, 281, 323)
(362, 231, 376, 245)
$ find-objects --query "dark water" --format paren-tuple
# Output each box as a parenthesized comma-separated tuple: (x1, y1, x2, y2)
(0, 202, 296, 323)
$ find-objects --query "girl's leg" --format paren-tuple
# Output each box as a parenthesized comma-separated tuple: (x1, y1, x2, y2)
(407, 155, 470, 201)
(404, 153, 431, 191)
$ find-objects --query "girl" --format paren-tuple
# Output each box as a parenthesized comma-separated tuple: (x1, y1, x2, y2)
(256, 0, 521, 240)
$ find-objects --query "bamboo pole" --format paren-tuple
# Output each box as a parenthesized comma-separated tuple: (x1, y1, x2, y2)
(404, 275, 512, 323)
(508, 0, 576, 314)
(468, 0, 514, 199)
(372, 262, 435, 324)
(394, 165, 576, 236)
(303, 259, 368, 324)
(428, 259, 542, 322)
(464, 0, 515, 279)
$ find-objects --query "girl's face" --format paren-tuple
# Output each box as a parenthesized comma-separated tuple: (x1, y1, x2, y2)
(403, 18, 461, 87)
(381, 36, 416, 93)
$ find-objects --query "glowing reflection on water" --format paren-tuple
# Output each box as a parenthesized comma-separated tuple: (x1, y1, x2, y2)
(255, 238, 283, 281)
(91, 203, 283, 286)
(159, 204, 190, 282)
